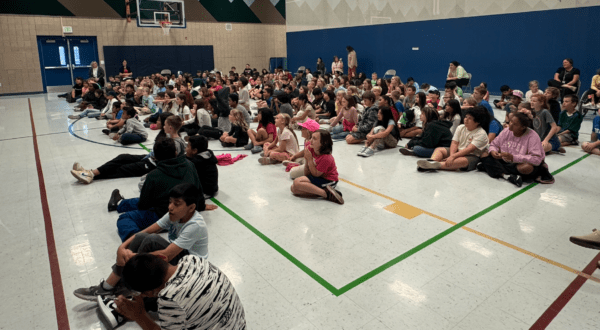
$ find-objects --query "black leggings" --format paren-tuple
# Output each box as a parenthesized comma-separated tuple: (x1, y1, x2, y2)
(95, 154, 155, 180)
(479, 155, 539, 181)
(548, 79, 576, 98)
(447, 78, 470, 88)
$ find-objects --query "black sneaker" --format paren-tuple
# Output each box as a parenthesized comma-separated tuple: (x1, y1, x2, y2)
(73, 279, 130, 301)
(102, 129, 110, 135)
(325, 185, 344, 205)
(507, 174, 523, 187)
(476, 162, 486, 172)
(399, 148, 414, 156)
(108, 189, 124, 212)
(97, 296, 126, 329)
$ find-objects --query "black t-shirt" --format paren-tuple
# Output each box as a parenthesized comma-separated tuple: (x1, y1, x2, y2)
(125, 92, 135, 100)
(243, 69, 253, 75)
(312, 97, 324, 110)
(119, 66, 132, 75)
(325, 100, 336, 117)
(72, 83, 83, 96)
(548, 99, 561, 123)
(228, 125, 249, 147)
(556, 67, 580, 84)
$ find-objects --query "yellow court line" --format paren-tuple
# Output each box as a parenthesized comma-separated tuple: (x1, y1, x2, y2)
(339, 178, 600, 284)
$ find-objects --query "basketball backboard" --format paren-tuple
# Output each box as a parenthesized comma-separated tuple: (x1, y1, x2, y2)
(136, 0, 186, 28)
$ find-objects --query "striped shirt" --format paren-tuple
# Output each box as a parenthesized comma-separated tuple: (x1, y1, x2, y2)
(158, 255, 246, 330)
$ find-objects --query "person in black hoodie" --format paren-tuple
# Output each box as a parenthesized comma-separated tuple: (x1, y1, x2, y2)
(108, 138, 210, 242)
(400, 107, 453, 158)
(186, 135, 219, 199)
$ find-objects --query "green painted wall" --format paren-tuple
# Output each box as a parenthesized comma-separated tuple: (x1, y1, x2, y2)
(199, 0, 261, 23)
(0, 0, 74, 16)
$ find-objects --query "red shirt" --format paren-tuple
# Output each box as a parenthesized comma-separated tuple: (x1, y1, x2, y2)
(309, 149, 338, 181)
(258, 123, 277, 140)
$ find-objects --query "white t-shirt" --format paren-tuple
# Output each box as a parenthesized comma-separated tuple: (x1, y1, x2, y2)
(452, 124, 489, 157)
(412, 106, 423, 128)
(196, 108, 212, 127)
(279, 127, 299, 155)
(525, 90, 543, 102)
(177, 105, 191, 120)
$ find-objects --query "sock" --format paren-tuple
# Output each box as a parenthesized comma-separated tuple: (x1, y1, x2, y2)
(102, 281, 114, 290)
(501, 174, 510, 180)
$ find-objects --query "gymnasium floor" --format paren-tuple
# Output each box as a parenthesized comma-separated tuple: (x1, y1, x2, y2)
(1, 92, 599, 330)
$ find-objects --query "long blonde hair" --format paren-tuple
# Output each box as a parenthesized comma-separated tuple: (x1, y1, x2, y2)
(230, 109, 249, 131)
(279, 113, 298, 146)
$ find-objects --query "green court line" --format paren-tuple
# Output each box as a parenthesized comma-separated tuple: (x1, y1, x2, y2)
(139, 143, 151, 153)
(210, 197, 340, 295)
(336, 153, 590, 295)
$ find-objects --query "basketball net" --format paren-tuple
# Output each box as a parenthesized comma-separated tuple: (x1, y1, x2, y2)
(160, 21, 172, 36)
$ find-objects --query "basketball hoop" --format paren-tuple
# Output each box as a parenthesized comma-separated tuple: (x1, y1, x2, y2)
(160, 21, 172, 36)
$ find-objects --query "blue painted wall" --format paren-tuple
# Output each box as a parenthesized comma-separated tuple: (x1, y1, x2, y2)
(287, 7, 597, 95)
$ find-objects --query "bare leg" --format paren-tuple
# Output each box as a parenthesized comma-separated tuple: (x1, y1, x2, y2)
(345, 134, 364, 144)
(106, 271, 120, 287)
(247, 129, 257, 144)
(291, 176, 327, 198)
(430, 147, 449, 161)
(517, 163, 534, 175)
(92, 169, 100, 176)
(591, 132, 598, 142)
(440, 157, 469, 170)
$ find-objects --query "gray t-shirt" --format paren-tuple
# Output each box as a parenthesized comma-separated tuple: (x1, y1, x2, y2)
(533, 109, 555, 140)
(279, 103, 294, 118)
(237, 104, 251, 124)
(156, 211, 208, 259)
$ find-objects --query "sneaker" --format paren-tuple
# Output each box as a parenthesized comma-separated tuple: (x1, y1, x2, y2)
(417, 159, 442, 170)
(476, 162, 486, 172)
(243, 143, 254, 150)
(376, 143, 385, 151)
(102, 129, 110, 135)
(357, 146, 367, 156)
(417, 166, 436, 172)
(97, 296, 126, 329)
(507, 174, 523, 187)
(68, 114, 81, 120)
(143, 122, 150, 128)
(73, 279, 128, 301)
(571, 140, 579, 146)
(108, 189, 124, 212)
(558, 147, 566, 153)
(72, 162, 84, 171)
(362, 148, 375, 157)
(251, 146, 263, 154)
(399, 148, 414, 156)
(570, 229, 600, 250)
(282, 160, 299, 166)
(258, 157, 278, 165)
(536, 166, 555, 184)
(71, 169, 94, 184)
(325, 185, 344, 205)
(109, 133, 117, 139)
(259, 152, 265, 157)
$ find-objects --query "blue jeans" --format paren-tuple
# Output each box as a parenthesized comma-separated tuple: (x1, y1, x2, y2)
(413, 145, 435, 158)
(549, 135, 561, 151)
(331, 125, 350, 139)
(120, 133, 147, 145)
(79, 109, 101, 118)
(116, 198, 160, 242)
(593, 116, 600, 135)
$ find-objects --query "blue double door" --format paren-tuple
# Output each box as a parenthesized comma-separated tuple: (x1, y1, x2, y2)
(37, 36, 99, 92)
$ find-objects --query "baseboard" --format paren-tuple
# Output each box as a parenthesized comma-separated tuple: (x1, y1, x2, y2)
(0, 91, 45, 97)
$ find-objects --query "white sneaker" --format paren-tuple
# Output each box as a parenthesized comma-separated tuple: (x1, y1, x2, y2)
(97, 296, 126, 329)
(72, 162, 84, 171)
(357, 146, 367, 156)
(71, 169, 94, 184)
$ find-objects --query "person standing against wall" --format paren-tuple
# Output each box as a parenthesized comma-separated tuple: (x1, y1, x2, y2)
(119, 60, 133, 79)
(347, 46, 357, 79)
(89, 61, 105, 87)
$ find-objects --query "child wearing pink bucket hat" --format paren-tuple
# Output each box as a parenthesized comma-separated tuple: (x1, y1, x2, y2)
(286, 119, 321, 179)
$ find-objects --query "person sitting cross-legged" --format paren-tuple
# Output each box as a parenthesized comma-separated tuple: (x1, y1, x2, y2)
(581, 114, 600, 156)
(108, 138, 215, 242)
(478, 112, 551, 187)
(557, 94, 583, 147)
(417, 106, 490, 172)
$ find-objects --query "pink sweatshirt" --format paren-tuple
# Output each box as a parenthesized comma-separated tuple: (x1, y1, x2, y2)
(489, 128, 544, 166)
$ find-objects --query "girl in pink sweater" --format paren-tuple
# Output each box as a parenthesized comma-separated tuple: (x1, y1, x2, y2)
(478, 112, 550, 187)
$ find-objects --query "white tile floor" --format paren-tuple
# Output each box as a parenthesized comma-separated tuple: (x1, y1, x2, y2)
(1, 93, 599, 329)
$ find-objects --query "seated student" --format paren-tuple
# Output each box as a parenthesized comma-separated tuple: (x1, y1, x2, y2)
(346, 91, 379, 144)
(238, 77, 251, 110)
(133, 87, 156, 115)
(73, 183, 208, 302)
(494, 85, 513, 109)
(97, 91, 119, 120)
(162, 115, 186, 156)
(287, 119, 320, 179)
(417, 106, 490, 172)
(426, 89, 442, 110)
(503, 90, 523, 124)
(472, 86, 494, 117)
(524, 94, 561, 153)
(480, 82, 490, 102)
(245, 108, 275, 152)
(290, 129, 344, 204)
(186, 135, 219, 198)
(257, 87, 274, 112)
(292, 94, 316, 128)
(487, 110, 504, 144)
(357, 107, 400, 157)
(259, 113, 300, 165)
(544, 87, 561, 123)
(59, 77, 84, 102)
(557, 94, 583, 147)
(220, 108, 249, 147)
(311, 88, 325, 113)
(439, 98, 463, 135)
(399, 92, 426, 138)
(228, 93, 251, 125)
(182, 98, 211, 137)
(525, 80, 544, 102)
(379, 94, 400, 122)
(329, 94, 358, 139)
(173, 93, 191, 121)
(104, 253, 246, 330)
(391, 90, 405, 115)
(479, 112, 552, 186)
(109, 107, 148, 145)
(275, 93, 294, 118)
(400, 107, 453, 158)
(71, 113, 176, 184)
(582, 113, 600, 155)
(317, 90, 337, 122)
(109, 139, 209, 242)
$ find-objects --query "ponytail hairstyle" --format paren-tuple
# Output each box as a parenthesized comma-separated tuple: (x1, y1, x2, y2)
(230, 108, 249, 132)
(164, 91, 176, 113)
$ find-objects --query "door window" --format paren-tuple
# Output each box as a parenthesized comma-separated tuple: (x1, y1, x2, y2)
(59, 46, 67, 66)
(73, 46, 81, 65)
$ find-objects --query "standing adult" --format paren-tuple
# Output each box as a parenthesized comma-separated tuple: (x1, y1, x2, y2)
(119, 60, 133, 79)
(446, 61, 469, 88)
(547, 58, 580, 99)
(316, 57, 325, 76)
(89, 61, 105, 87)
(347, 46, 357, 79)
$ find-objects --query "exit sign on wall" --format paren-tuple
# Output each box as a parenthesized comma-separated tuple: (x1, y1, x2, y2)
(63, 26, 73, 34)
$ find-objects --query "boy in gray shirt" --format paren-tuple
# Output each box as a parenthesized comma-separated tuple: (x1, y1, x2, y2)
(111, 107, 148, 145)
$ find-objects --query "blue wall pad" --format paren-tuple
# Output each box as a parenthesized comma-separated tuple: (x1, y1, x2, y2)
(103, 45, 214, 77)
(287, 7, 597, 94)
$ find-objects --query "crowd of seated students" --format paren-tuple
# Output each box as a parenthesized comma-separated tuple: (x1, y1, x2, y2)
(62, 58, 600, 328)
